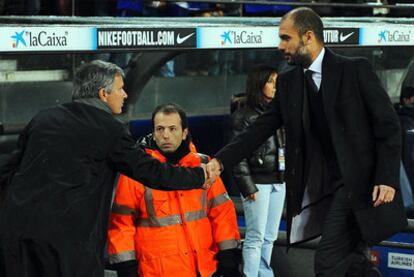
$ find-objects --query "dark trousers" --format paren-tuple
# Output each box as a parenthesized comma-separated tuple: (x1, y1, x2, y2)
(0, 237, 104, 277)
(0, 238, 61, 277)
(315, 187, 373, 277)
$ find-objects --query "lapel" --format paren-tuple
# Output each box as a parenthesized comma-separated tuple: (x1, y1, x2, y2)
(286, 67, 305, 132)
(321, 48, 343, 126)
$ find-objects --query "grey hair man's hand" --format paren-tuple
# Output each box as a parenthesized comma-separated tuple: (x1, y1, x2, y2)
(201, 158, 223, 190)
(200, 163, 215, 189)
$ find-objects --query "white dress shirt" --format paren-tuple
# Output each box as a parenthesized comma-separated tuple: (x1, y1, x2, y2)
(305, 47, 325, 90)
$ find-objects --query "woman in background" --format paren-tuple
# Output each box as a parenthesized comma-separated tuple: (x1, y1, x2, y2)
(231, 64, 285, 277)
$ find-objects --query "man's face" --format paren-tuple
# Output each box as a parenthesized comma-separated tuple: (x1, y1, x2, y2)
(153, 112, 188, 153)
(278, 18, 312, 67)
(105, 74, 127, 114)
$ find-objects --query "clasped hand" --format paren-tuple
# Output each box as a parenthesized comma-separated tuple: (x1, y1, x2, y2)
(200, 158, 223, 189)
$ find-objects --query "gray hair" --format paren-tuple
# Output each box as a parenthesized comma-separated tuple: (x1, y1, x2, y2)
(72, 60, 124, 100)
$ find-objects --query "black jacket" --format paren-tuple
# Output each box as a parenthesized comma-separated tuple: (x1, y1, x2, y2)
(0, 101, 204, 277)
(396, 103, 414, 133)
(395, 103, 414, 189)
(231, 97, 283, 197)
(216, 48, 406, 245)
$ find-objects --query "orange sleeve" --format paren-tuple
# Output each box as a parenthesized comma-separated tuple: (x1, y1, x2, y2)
(207, 176, 241, 250)
(107, 174, 143, 262)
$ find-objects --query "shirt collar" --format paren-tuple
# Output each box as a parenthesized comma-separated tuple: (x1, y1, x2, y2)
(307, 47, 325, 75)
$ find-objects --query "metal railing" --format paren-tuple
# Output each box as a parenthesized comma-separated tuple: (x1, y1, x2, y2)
(0, 123, 25, 135)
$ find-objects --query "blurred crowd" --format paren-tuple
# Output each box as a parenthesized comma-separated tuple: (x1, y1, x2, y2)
(0, 0, 412, 17)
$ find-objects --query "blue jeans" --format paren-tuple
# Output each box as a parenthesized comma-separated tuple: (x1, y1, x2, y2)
(242, 183, 286, 277)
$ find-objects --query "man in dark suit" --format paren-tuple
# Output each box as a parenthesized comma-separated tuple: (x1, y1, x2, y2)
(207, 7, 406, 277)
(0, 60, 214, 277)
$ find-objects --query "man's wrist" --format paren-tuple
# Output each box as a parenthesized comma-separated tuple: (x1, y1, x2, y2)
(216, 158, 224, 172)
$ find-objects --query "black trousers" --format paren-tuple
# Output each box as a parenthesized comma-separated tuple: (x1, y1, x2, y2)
(314, 187, 373, 277)
(0, 237, 104, 277)
(0, 238, 61, 277)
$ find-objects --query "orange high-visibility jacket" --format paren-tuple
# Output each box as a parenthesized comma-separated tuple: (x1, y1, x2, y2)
(108, 149, 240, 277)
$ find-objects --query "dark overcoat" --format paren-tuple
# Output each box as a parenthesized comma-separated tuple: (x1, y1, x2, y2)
(216, 48, 406, 245)
(0, 101, 204, 276)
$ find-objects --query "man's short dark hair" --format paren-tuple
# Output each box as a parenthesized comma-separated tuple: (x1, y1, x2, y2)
(282, 7, 324, 44)
(151, 103, 188, 130)
(72, 60, 124, 100)
(401, 86, 414, 104)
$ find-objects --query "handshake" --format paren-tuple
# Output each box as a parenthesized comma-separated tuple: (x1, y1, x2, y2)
(200, 158, 223, 189)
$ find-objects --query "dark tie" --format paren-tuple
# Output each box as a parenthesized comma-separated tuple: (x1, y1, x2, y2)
(304, 70, 318, 94)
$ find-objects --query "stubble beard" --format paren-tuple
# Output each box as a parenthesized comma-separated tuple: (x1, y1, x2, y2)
(287, 40, 312, 68)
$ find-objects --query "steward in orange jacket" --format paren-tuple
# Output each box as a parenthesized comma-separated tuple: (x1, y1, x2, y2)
(108, 103, 241, 277)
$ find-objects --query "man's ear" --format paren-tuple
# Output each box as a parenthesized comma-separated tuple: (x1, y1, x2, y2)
(303, 30, 313, 45)
(183, 128, 189, 140)
(98, 88, 107, 102)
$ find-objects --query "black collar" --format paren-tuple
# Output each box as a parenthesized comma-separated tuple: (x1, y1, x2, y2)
(156, 139, 191, 164)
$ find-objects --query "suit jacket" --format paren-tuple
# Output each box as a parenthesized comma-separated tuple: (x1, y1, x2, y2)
(216, 48, 406, 245)
(0, 101, 204, 276)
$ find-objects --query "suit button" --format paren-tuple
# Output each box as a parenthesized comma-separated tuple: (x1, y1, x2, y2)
(295, 147, 300, 154)
(291, 169, 296, 175)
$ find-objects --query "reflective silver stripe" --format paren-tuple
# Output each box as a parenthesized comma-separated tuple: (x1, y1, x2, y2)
(141, 187, 183, 227)
(201, 190, 207, 211)
(208, 192, 230, 209)
(144, 187, 168, 227)
(136, 214, 182, 227)
(217, 239, 241, 251)
(144, 187, 158, 224)
(108, 250, 136, 264)
(112, 203, 136, 216)
(185, 210, 207, 222)
(137, 210, 207, 226)
(141, 187, 207, 227)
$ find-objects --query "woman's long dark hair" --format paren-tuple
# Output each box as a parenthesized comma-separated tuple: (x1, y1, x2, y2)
(245, 64, 277, 109)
